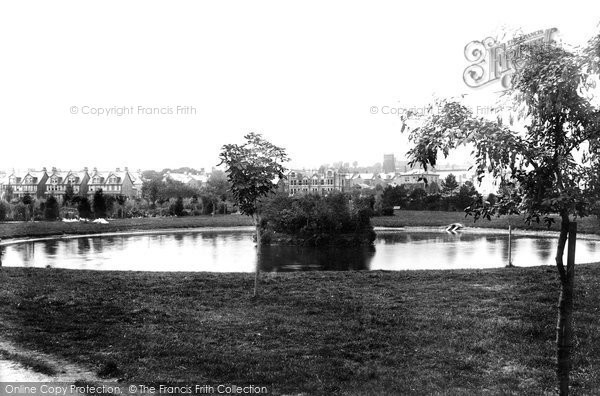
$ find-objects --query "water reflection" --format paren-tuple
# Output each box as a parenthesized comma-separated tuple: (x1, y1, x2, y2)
(259, 245, 375, 272)
(2, 230, 600, 272)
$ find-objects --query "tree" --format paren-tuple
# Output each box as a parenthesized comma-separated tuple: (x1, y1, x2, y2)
(64, 183, 75, 206)
(75, 196, 92, 219)
(170, 197, 185, 216)
(219, 132, 289, 297)
(440, 174, 459, 197)
(401, 33, 600, 394)
(455, 181, 480, 211)
(22, 193, 34, 221)
(4, 186, 13, 203)
(92, 189, 107, 218)
(142, 179, 163, 207)
(44, 196, 60, 221)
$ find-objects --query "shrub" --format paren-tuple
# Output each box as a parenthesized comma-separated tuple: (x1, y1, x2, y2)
(13, 202, 27, 221)
(381, 206, 394, 216)
(258, 191, 375, 246)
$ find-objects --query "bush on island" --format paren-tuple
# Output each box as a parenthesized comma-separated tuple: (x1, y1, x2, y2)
(257, 191, 376, 246)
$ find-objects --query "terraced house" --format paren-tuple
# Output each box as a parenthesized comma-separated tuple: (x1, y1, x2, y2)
(44, 168, 90, 202)
(88, 168, 136, 198)
(6, 169, 49, 199)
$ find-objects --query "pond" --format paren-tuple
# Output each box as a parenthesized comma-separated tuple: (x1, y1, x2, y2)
(1, 228, 599, 272)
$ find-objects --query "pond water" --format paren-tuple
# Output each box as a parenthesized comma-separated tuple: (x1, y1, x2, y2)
(1, 228, 599, 272)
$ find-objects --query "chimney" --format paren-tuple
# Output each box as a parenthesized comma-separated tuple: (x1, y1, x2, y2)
(51, 167, 57, 173)
(42, 167, 47, 172)
(124, 167, 128, 172)
(84, 167, 88, 172)
(116, 167, 121, 172)
(93, 167, 98, 172)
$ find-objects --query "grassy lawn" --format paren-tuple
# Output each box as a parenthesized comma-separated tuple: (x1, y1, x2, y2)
(1, 266, 600, 394)
(0, 215, 253, 240)
(373, 210, 600, 234)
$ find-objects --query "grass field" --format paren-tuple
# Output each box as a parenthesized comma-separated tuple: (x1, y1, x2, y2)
(1, 266, 600, 394)
(0, 215, 254, 240)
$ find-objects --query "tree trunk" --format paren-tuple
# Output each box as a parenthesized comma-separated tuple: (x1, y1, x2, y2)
(556, 220, 576, 395)
(254, 215, 261, 298)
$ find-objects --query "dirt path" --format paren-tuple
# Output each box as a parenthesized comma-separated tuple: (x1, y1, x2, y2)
(0, 338, 113, 383)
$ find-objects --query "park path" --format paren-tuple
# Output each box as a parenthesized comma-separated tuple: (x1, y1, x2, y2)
(0, 338, 111, 383)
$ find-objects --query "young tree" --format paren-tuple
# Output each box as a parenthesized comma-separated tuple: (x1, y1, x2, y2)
(92, 189, 107, 218)
(219, 132, 289, 297)
(401, 34, 600, 394)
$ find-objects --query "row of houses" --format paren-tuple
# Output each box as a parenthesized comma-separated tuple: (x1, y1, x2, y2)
(0, 167, 144, 202)
(284, 168, 479, 195)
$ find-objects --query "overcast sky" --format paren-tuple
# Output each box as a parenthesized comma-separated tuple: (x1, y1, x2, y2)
(1, 1, 598, 172)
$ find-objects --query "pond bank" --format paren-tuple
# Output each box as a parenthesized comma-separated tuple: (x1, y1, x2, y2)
(1, 265, 599, 394)
(1, 210, 598, 242)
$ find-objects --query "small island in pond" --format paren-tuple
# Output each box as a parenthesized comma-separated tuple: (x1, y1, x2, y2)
(257, 192, 376, 246)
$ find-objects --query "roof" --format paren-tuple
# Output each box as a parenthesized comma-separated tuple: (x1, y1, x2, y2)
(400, 169, 439, 176)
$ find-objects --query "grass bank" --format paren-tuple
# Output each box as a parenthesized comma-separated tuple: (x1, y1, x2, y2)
(0, 215, 253, 240)
(1, 266, 599, 394)
(373, 210, 600, 234)
(2, 210, 599, 241)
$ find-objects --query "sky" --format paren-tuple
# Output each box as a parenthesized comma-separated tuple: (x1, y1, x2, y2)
(0, 1, 598, 172)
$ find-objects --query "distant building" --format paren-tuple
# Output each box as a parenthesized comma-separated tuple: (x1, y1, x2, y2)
(398, 169, 440, 193)
(163, 171, 207, 189)
(286, 169, 348, 195)
(7, 169, 49, 199)
(88, 167, 136, 198)
(433, 168, 474, 186)
(383, 154, 396, 173)
(44, 168, 90, 202)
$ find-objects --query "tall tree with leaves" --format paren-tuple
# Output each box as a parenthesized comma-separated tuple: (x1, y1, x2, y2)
(401, 34, 600, 394)
(219, 132, 289, 296)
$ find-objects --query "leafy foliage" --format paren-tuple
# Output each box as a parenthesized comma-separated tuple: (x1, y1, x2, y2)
(440, 174, 459, 197)
(401, 41, 600, 227)
(44, 196, 60, 221)
(258, 192, 375, 246)
(219, 133, 289, 218)
(92, 189, 107, 218)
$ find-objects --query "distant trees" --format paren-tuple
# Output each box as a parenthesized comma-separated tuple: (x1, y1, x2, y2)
(92, 189, 107, 218)
(0, 201, 8, 221)
(170, 197, 184, 216)
(381, 185, 408, 210)
(44, 196, 59, 221)
(74, 196, 92, 219)
(441, 174, 459, 197)
(5, 186, 13, 203)
(22, 193, 34, 221)
(63, 183, 75, 206)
